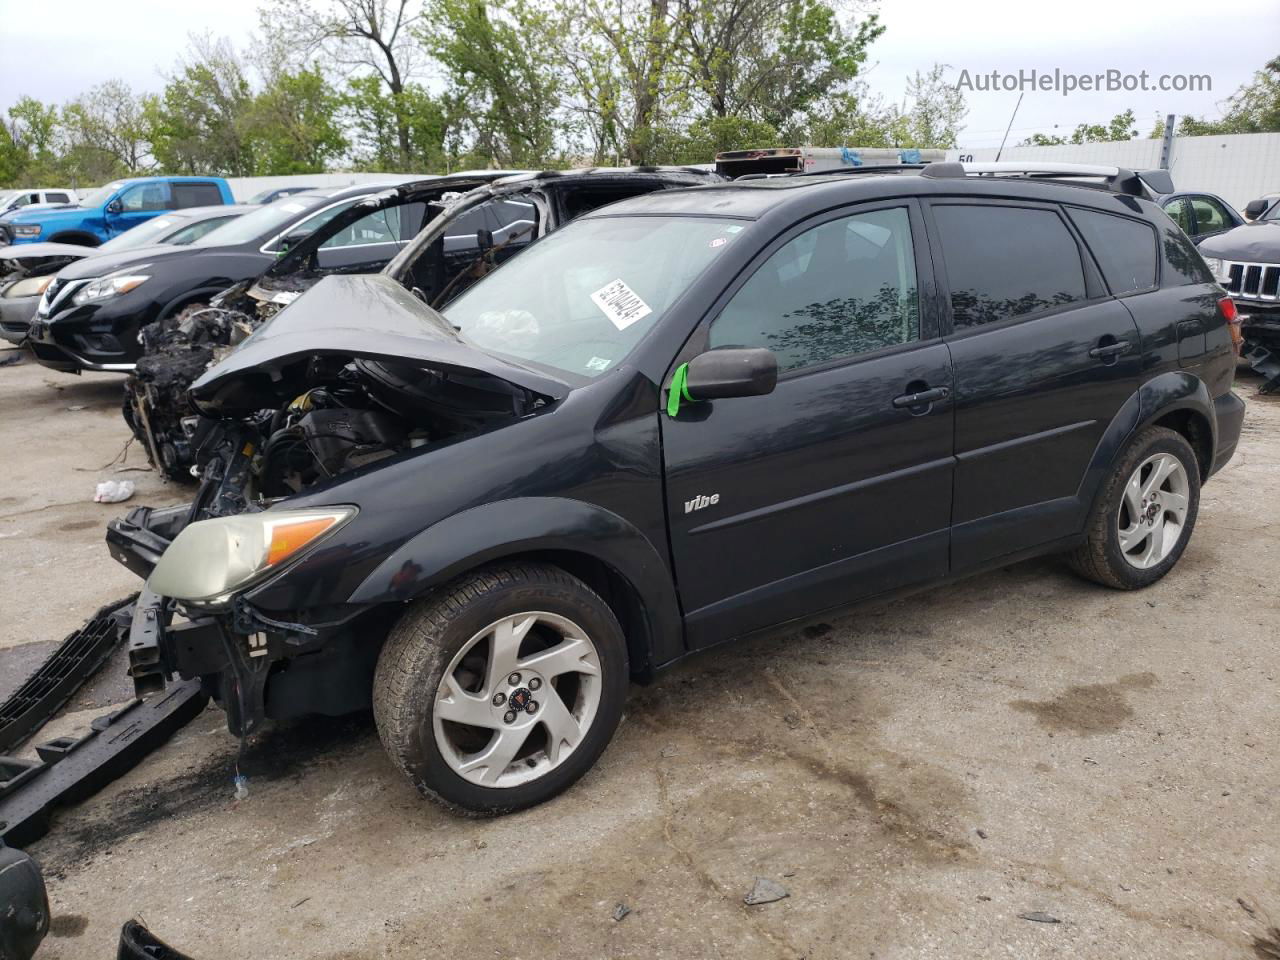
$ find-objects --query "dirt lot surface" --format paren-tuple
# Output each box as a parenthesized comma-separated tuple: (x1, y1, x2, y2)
(3, 343, 1278, 960)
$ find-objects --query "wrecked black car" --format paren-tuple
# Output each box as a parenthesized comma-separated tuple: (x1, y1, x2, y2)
(124, 167, 718, 479)
(108, 163, 1240, 815)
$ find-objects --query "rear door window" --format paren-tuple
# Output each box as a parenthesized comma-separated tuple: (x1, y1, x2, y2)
(1068, 208, 1158, 296)
(932, 204, 1087, 329)
(320, 206, 401, 248)
(171, 182, 225, 208)
(45, 192, 71, 203)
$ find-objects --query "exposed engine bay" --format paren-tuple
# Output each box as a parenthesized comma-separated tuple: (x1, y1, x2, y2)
(186, 351, 545, 523)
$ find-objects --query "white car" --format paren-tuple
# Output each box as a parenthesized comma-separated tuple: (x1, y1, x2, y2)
(0, 188, 78, 216)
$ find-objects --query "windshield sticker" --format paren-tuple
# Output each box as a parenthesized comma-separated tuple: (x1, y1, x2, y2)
(709, 236, 728, 249)
(591, 279, 652, 331)
(585, 356, 612, 372)
(725, 224, 743, 233)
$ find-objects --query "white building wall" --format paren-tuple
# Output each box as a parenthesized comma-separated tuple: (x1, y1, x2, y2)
(947, 132, 1280, 210)
(224, 172, 427, 203)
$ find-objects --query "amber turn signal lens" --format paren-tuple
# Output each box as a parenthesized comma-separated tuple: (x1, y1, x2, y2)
(265, 515, 342, 567)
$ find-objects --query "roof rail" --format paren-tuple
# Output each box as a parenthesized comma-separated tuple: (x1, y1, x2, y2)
(736, 163, 931, 181)
(920, 161, 1172, 198)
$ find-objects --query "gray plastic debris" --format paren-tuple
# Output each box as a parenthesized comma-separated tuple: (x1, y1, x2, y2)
(93, 480, 135, 503)
(612, 903, 631, 922)
(744, 877, 789, 906)
(1018, 911, 1061, 924)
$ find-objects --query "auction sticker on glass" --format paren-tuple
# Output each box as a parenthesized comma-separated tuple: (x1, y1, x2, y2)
(591, 279, 652, 331)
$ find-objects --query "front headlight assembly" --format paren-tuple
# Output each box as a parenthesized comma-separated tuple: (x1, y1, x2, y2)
(147, 507, 356, 608)
(71, 274, 149, 306)
(2, 275, 54, 299)
(1201, 257, 1226, 282)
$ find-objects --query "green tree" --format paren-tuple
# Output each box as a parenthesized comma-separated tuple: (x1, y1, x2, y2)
(1023, 109, 1137, 147)
(676, 0, 882, 130)
(343, 75, 447, 171)
(424, 0, 562, 167)
(551, 0, 686, 165)
(246, 68, 348, 173)
(260, 0, 423, 167)
(1176, 56, 1280, 135)
(885, 64, 968, 148)
(0, 124, 26, 187)
(146, 36, 256, 175)
(7, 97, 61, 181)
(60, 80, 151, 183)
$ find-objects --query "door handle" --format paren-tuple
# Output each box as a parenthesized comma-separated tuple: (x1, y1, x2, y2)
(1089, 339, 1129, 359)
(892, 385, 949, 408)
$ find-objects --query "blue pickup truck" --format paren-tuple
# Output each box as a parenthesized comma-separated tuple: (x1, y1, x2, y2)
(0, 176, 233, 247)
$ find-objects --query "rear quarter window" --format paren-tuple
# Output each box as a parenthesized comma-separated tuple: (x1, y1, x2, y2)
(1158, 222, 1215, 287)
(1068, 208, 1158, 296)
(172, 182, 225, 208)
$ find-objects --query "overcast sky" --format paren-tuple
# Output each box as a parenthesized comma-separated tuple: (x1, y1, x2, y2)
(1, 0, 1276, 150)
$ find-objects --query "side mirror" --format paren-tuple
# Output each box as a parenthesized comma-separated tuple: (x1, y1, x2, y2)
(1244, 199, 1267, 221)
(279, 230, 310, 252)
(105, 199, 122, 215)
(667, 347, 777, 416)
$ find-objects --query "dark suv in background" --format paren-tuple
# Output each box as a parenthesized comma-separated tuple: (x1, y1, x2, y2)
(1198, 197, 1280, 390)
(116, 161, 1242, 815)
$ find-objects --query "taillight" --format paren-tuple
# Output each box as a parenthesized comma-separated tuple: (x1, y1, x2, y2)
(1219, 297, 1243, 355)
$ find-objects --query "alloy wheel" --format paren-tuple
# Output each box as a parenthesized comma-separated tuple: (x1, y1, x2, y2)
(432, 612, 603, 788)
(1116, 453, 1190, 569)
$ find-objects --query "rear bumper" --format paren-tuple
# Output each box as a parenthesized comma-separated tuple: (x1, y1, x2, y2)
(1210, 390, 1246, 476)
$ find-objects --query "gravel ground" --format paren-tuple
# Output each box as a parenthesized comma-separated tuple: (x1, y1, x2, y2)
(3, 343, 1277, 960)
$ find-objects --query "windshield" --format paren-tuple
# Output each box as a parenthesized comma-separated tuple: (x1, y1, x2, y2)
(1262, 200, 1280, 222)
(99, 215, 186, 253)
(444, 215, 744, 379)
(190, 197, 318, 247)
(78, 182, 125, 208)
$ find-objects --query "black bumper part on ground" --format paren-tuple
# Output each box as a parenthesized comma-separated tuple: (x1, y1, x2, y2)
(118, 919, 197, 960)
(0, 595, 135, 754)
(0, 840, 49, 960)
(0, 681, 208, 847)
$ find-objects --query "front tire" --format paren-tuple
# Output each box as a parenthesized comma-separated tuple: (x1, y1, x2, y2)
(1068, 426, 1200, 589)
(372, 563, 628, 814)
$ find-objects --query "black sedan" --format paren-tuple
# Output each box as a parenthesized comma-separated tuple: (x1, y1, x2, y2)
(26, 182, 423, 373)
(1, 205, 252, 345)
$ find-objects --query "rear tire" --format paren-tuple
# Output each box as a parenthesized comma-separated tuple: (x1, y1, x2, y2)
(1067, 426, 1200, 589)
(372, 563, 628, 815)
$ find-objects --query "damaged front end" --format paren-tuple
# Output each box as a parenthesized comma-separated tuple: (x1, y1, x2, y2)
(108, 273, 563, 736)
(0, 244, 91, 345)
(123, 175, 506, 479)
(124, 294, 257, 479)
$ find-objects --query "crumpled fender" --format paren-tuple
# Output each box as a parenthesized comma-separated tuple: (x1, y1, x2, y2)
(347, 496, 684, 672)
